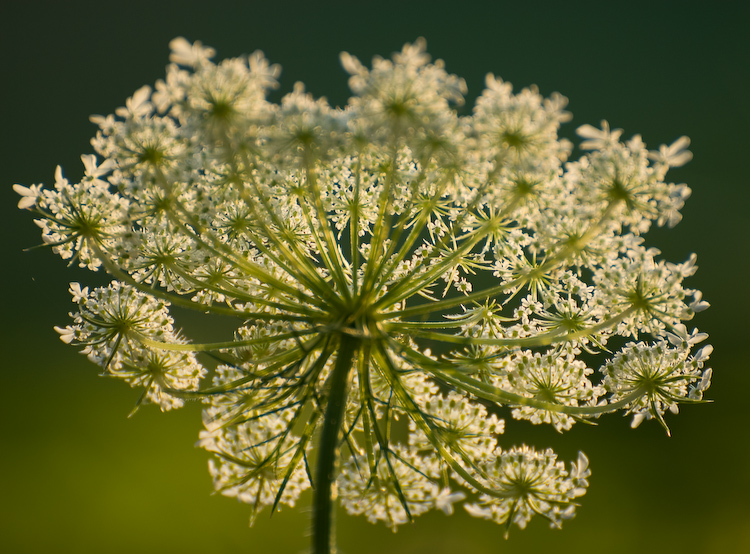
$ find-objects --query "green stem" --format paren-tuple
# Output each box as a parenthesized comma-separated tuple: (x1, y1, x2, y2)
(136, 327, 317, 353)
(313, 333, 358, 554)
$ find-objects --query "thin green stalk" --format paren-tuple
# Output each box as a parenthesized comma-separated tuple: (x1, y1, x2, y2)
(365, 172, 452, 298)
(359, 140, 400, 298)
(233, 184, 341, 307)
(90, 240, 317, 321)
(391, 306, 636, 349)
(349, 150, 363, 296)
(370, 222, 491, 311)
(380, 197, 623, 319)
(373, 343, 499, 497)
(360, 158, 433, 282)
(233, 151, 345, 307)
(168, 197, 335, 311)
(303, 153, 352, 301)
(386, 335, 644, 417)
(313, 333, 358, 554)
(369, 165, 506, 309)
(137, 327, 318, 352)
(151, 166, 331, 309)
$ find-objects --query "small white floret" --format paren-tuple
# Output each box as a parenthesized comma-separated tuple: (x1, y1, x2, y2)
(435, 488, 466, 515)
(12, 184, 40, 209)
(54, 326, 75, 344)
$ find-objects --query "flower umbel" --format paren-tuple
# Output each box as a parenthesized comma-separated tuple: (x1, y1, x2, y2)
(17, 38, 710, 554)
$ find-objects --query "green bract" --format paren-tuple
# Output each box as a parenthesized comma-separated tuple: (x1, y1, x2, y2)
(15, 37, 711, 554)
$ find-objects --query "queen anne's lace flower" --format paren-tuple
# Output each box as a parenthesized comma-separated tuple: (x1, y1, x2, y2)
(29, 165, 129, 270)
(341, 38, 466, 153)
(203, 415, 311, 524)
(593, 248, 698, 337)
(473, 74, 572, 171)
(337, 446, 442, 531)
(118, 346, 205, 411)
(409, 391, 504, 461)
(465, 447, 590, 536)
(61, 281, 175, 368)
(602, 339, 712, 433)
(499, 349, 604, 432)
(17, 38, 711, 551)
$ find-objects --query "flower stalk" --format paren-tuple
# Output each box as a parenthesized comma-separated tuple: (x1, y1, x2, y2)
(313, 333, 358, 554)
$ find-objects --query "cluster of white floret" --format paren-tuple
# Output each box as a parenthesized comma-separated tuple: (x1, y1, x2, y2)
(16, 37, 711, 538)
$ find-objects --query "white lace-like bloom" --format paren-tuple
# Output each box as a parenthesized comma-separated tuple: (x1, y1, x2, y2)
(602, 340, 712, 433)
(203, 415, 311, 525)
(55, 281, 205, 411)
(168, 36, 216, 68)
(91, 112, 189, 178)
(117, 346, 205, 411)
(124, 225, 197, 293)
(473, 74, 572, 170)
(409, 390, 504, 461)
(499, 350, 604, 432)
(593, 249, 698, 337)
(267, 82, 346, 161)
(341, 38, 466, 152)
(16, 37, 711, 548)
(13, 183, 43, 209)
(648, 135, 693, 168)
(465, 447, 590, 536)
(28, 165, 129, 270)
(337, 447, 441, 531)
(577, 120, 623, 150)
(574, 123, 691, 232)
(62, 281, 175, 368)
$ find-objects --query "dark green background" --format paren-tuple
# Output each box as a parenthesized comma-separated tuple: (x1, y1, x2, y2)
(2, 1, 748, 553)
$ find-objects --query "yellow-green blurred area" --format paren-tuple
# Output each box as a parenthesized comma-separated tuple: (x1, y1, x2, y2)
(2, 1, 749, 553)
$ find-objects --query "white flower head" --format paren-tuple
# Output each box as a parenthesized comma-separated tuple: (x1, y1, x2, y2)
(15, 37, 710, 548)
(603, 340, 712, 434)
(465, 446, 587, 536)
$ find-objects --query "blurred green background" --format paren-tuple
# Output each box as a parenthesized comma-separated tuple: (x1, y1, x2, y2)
(2, 1, 748, 553)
